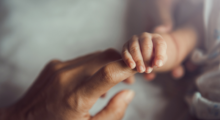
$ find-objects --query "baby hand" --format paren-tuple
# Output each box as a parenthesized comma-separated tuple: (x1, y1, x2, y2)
(122, 32, 167, 73)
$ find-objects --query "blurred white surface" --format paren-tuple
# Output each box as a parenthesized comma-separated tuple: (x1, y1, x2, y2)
(0, 0, 201, 120)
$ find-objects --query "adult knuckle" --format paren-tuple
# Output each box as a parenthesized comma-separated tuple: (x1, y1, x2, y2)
(56, 71, 68, 80)
(100, 65, 115, 84)
(66, 92, 87, 112)
(47, 59, 63, 71)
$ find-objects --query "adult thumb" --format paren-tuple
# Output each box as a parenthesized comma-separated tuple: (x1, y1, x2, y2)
(91, 90, 134, 120)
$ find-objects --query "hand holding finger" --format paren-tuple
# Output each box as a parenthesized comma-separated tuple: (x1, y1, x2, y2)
(77, 60, 137, 109)
(139, 33, 154, 73)
(128, 35, 146, 73)
(5, 49, 136, 120)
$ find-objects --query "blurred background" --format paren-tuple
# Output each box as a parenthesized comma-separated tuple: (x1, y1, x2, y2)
(0, 0, 203, 120)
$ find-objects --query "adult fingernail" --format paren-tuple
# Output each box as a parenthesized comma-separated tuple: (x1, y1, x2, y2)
(138, 66, 145, 73)
(156, 60, 163, 67)
(146, 67, 153, 73)
(125, 90, 135, 103)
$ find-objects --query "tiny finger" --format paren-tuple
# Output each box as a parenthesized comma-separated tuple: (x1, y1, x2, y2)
(128, 35, 146, 73)
(122, 42, 136, 69)
(152, 34, 167, 68)
(139, 33, 154, 73)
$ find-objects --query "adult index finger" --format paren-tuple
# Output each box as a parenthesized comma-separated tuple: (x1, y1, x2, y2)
(76, 59, 137, 110)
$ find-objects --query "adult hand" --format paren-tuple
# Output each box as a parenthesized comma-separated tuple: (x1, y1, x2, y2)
(0, 49, 136, 120)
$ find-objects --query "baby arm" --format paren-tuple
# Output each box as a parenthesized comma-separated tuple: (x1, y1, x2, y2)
(122, 23, 198, 73)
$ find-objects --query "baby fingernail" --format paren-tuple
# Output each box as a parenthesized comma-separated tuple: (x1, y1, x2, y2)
(156, 60, 163, 67)
(146, 67, 153, 73)
(125, 90, 135, 103)
(138, 66, 145, 73)
(129, 62, 135, 69)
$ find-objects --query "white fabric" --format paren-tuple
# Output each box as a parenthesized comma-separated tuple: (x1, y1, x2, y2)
(191, 0, 220, 67)
(188, 0, 220, 119)
(192, 92, 220, 119)
(190, 69, 220, 120)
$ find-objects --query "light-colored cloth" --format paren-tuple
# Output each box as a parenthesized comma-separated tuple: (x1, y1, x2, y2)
(188, 0, 220, 119)
(191, 0, 220, 69)
(188, 70, 220, 119)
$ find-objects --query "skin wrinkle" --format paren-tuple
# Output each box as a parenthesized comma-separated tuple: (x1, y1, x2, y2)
(0, 49, 137, 120)
(140, 33, 153, 67)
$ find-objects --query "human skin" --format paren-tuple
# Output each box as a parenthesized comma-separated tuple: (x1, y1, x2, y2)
(124, 0, 184, 83)
(149, 0, 183, 80)
(143, 0, 200, 81)
(153, 1, 204, 73)
(122, 9, 204, 82)
(0, 49, 137, 120)
(122, 24, 197, 73)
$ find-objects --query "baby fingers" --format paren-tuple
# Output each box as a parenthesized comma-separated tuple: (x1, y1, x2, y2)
(122, 33, 167, 73)
(152, 34, 167, 68)
(122, 35, 146, 73)
(139, 33, 154, 73)
(128, 35, 146, 73)
(122, 42, 136, 69)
